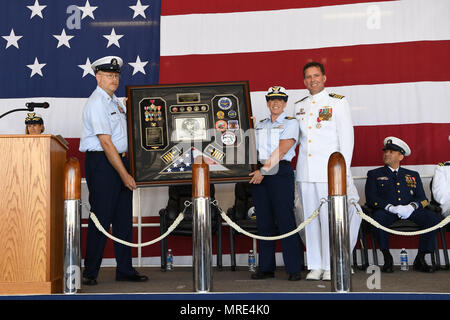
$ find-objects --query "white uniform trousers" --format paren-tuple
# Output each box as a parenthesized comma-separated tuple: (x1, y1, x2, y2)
(296, 181, 362, 271)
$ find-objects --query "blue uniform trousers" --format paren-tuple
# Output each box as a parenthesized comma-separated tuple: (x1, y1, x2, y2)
(251, 162, 303, 274)
(83, 152, 135, 278)
(372, 208, 441, 253)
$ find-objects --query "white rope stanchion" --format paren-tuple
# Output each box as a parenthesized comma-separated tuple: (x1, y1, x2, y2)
(216, 199, 326, 241)
(351, 202, 450, 236)
(89, 211, 185, 248)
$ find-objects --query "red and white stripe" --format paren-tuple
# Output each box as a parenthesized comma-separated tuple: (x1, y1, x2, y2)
(160, 0, 450, 171)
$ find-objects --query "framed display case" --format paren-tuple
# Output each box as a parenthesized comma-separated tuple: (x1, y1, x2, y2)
(126, 81, 256, 186)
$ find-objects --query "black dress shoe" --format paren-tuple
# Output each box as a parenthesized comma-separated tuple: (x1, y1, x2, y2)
(251, 271, 275, 280)
(381, 252, 394, 273)
(82, 277, 98, 286)
(116, 272, 149, 282)
(288, 272, 301, 281)
(413, 254, 435, 273)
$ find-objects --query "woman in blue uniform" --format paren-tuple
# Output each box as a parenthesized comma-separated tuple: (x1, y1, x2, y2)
(25, 112, 45, 134)
(249, 86, 303, 281)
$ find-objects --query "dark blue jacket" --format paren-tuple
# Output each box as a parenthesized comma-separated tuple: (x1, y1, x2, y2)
(365, 165, 429, 210)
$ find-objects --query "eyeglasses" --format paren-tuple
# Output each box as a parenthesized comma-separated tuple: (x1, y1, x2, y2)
(100, 73, 120, 80)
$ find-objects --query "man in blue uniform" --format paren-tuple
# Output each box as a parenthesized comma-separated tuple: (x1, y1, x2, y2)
(365, 136, 440, 273)
(249, 86, 303, 281)
(79, 56, 148, 285)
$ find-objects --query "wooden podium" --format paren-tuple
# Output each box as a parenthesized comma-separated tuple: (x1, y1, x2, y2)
(0, 135, 68, 294)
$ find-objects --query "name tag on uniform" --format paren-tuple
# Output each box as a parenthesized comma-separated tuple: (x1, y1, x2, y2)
(111, 111, 117, 115)
(296, 108, 305, 115)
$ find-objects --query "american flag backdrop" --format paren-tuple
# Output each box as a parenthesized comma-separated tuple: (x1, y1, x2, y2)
(1, 0, 450, 212)
(0, 0, 449, 264)
(0, 0, 160, 154)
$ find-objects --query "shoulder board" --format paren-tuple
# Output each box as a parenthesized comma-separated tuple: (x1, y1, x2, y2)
(284, 116, 295, 120)
(329, 93, 345, 99)
(441, 161, 450, 166)
(438, 162, 445, 166)
(294, 96, 308, 104)
(259, 118, 268, 122)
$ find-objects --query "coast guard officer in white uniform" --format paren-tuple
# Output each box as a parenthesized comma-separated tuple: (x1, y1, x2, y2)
(79, 56, 148, 285)
(294, 61, 361, 281)
(432, 160, 450, 217)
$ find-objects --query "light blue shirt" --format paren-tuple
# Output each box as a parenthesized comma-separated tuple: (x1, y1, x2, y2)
(79, 86, 128, 153)
(255, 112, 299, 162)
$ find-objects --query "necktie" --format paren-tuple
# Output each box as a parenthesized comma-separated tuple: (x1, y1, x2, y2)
(393, 170, 398, 177)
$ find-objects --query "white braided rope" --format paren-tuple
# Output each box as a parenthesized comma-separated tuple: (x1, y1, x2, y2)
(217, 199, 326, 241)
(351, 202, 450, 236)
(89, 211, 185, 248)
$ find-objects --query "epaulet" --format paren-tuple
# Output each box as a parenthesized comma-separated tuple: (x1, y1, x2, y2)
(259, 118, 268, 122)
(440, 161, 450, 166)
(284, 116, 295, 120)
(438, 162, 445, 166)
(294, 96, 308, 104)
(329, 93, 345, 99)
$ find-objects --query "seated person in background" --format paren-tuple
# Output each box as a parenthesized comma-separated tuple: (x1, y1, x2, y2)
(25, 112, 45, 134)
(365, 136, 440, 273)
(432, 161, 450, 217)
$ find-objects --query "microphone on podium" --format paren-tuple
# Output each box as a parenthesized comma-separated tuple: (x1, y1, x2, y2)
(26, 102, 49, 110)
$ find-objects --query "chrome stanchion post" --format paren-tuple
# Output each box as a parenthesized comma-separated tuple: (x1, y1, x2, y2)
(328, 152, 351, 293)
(63, 158, 82, 294)
(192, 157, 212, 292)
(64, 200, 81, 294)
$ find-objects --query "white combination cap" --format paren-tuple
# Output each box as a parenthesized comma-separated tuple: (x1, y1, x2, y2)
(383, 136, 411, 156)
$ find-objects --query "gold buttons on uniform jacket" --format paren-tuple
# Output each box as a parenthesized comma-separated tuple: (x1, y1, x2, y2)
(308, 153, 312, 157)
(398, 197, 401, 201)
(308, 126, 312, 129)
(309, 113, 313, 116)
(397, 182, 400, 186)
(397, 190, 401, 193)
(308, 140, 312, 143)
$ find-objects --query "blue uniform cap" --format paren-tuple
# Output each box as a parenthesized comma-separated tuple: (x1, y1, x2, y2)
(25, 112, 43, 125)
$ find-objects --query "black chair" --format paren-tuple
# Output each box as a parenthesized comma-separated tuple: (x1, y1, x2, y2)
(226, 182, 305, 271)
(360, 201, 449, 270)
(227, 182, 257, 271)
(352, 216, 371, 270)
(159, 184, 222, 271)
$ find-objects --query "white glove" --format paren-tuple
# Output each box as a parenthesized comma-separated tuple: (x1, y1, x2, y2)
(386, 204, 400, 214)
(396, 205, 414, 220)
(442, 201, 450, 217)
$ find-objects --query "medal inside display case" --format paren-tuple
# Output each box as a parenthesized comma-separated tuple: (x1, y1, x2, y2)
(126, 81, 256, 186)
